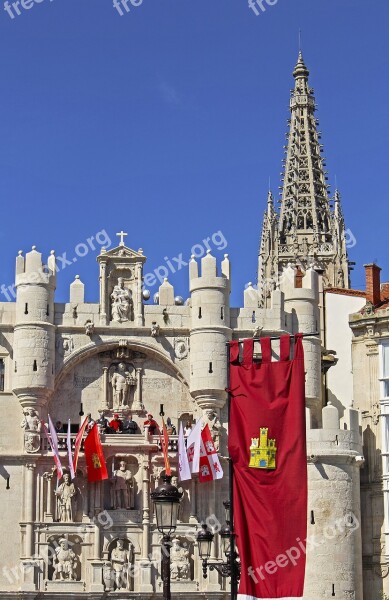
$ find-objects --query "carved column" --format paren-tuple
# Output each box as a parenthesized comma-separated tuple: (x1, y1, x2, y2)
(99, 261, 108, 325)
(134, 368, 143, 411)
(139, 454, 153, 592)
(43, 470, 54, 522)
(142, 457, 150, 558)
(136, 262, 143, 326)
(102, 366, 110, 410)
(25, 463, 36, 558)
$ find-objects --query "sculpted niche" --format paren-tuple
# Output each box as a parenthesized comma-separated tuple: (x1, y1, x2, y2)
(109, 362, 137, 409)
(111, 277, 133, 323)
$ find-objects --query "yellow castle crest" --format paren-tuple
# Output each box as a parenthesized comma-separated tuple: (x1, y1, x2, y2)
(249, 427, 277, 470)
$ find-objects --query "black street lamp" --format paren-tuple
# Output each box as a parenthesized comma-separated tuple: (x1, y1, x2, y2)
(151, 475, 182, 600)
(196, 501, 240, 589)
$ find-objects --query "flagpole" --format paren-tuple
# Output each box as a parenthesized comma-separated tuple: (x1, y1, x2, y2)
(227, 342, 238, 600)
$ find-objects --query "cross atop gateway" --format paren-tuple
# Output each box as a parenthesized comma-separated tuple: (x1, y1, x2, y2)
(116, 231, 128, 247)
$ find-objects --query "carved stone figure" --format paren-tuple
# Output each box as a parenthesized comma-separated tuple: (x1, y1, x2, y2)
(21, 407, 41, 432)
(85, 320, 95, 336)
(103, 561, 114, 591)
(56, 336, 74, 357)
(337, 268, 345, 288)
(111, 539, 132, 590)
(55, 473, 76, 522)
(111, 278, 132, 323)
(170, 538, 190, 581)
(53, 538, 77, 581)
(174, 338, 188, 360)
(110, 461, 135, 509)
(151, 322, 160, 338)
(21, 408, 41, 453)
(110, 363, 134, 408)
(203, 409, 221, 451)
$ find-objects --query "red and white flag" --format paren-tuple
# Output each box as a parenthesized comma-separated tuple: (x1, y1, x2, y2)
(186, 418, 202, 475)
(178, 422, 191, 481)
(42, 415, 63, 480)
(73, 416, 89, 476)
(199, 424, 223, 482)
(67, 419, 75, 480)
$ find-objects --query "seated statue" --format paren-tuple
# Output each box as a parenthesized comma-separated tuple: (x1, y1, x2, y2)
(170, 538, 190, 581)
(53, 538, 77, 581)
(111, 278, 132, 323)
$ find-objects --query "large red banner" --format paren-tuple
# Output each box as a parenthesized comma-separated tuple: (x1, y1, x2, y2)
(228, 334, 307, 600)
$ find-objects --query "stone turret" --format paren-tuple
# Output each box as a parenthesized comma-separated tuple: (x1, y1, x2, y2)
(280, 263, 322, 425)
(189, 251, 231, 410)
(12, 247, 56, 409)
(305, 403, 364, 600)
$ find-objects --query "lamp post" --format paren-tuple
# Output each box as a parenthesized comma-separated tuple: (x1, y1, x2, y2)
(196, 499, 240, 594)
(151, 475, 182, 600)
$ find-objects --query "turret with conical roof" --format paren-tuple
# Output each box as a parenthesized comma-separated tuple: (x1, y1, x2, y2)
(258, 53, 350, 305)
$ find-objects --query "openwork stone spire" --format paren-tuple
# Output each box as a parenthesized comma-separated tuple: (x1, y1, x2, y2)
(258, 53, 350, 305)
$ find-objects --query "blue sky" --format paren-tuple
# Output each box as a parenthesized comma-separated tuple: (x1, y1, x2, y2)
(0, 0, 388, 305)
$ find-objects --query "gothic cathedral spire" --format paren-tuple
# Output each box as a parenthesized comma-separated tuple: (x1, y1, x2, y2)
(258, 53, 350, 305)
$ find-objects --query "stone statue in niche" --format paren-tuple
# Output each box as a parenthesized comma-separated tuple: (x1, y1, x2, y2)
(110, 362, 136, 408)
(53, 538, 78, 581)
(21, 407, 41, 453)
(110, 460, 135, 509)
(170, 538, 190, 581)
(55, 473, 77, 522)
(111, 278, 132, 323)
(111, 539, 133, 590)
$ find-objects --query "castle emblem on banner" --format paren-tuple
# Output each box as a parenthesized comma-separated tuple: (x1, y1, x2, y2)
(249, 428, 277, 469)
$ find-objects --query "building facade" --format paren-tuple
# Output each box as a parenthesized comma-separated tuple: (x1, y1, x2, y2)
(0, 54, 367, 599)
(350, 264, 389, 599)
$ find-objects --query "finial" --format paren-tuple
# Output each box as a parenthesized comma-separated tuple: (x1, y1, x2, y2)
(75, 275, 80, 280)
(116, 231, 128, 246)
(50, 250, 55, 255)
(206, 249, 212, 254)
(18, 250, 23, 256)
(298, 29, 302, 52)
(224, 253, 229, 259)
(32, 245, 36, 251)
(293, 50, 309, 79)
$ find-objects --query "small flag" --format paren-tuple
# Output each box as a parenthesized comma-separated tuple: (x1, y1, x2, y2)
(186, 418, 202, 475)
(178, 422, 191, 481)
(84, 423, 108, 482)
(73, 416, 89, 475)
(199, 424, 224, 483)
(67, 419, 75, 480)
(44, 415, 63, 480)
(160, 417, 172, 476)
